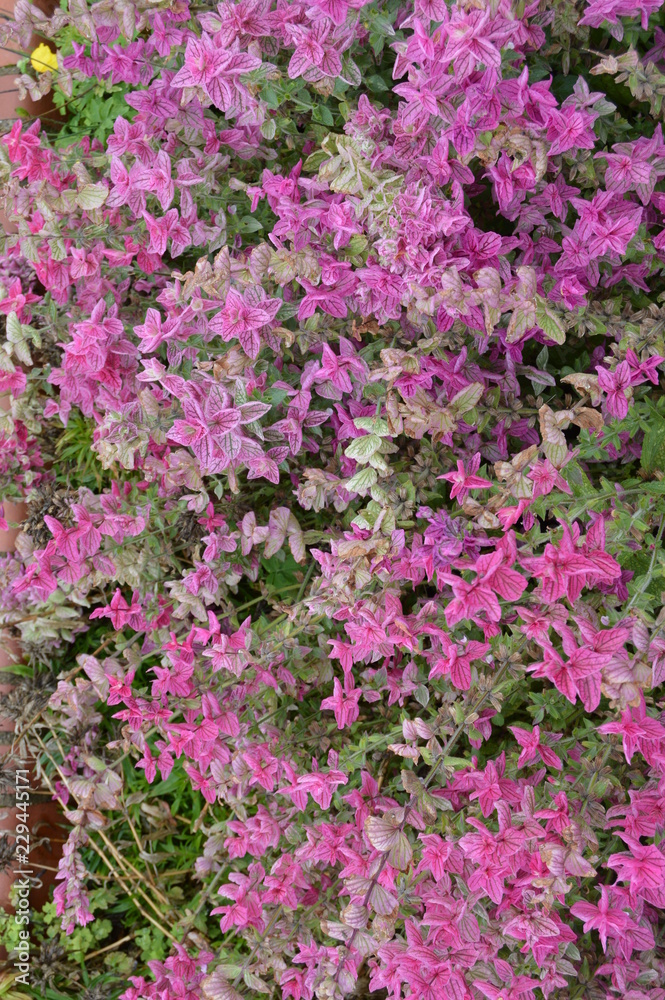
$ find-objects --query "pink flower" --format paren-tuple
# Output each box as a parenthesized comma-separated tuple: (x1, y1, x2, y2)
(528, 459, 573, 498)
(171, 36, 261, 110)
(297, 272, 358, 321)
(287, 21, 341, 79)
(598, 707, 665, 763)
(106, 668, 135, 705)
(520, 523, 619, 605)
(320, 676, 362, 729)
(90, 588, 143, 630)
(607, 834, 665, 897)
(474, 975, 542, 1000)
(596, 361, 633, 419)
(184, 764, 217, 803)
(293, 764, 348, 810)
(509, 725, 563, 769)
(429, 634, 490, 690)
(546, 107, 597, 155)
(208, 288, 281, 359)
(417, 834, 464, 881)
(136, 746, 157, 783)
(212, 867, 265, 933)
(468, 756, 514, 817)
(0, 278, 40, 320)
(579, 0, 662, 34)
(443, 532, 527, 627)
(527, 643, 609, 709)
(625, 348, 663, 385)
(570, 887, 633, 952)
(312, 338, 368, 394)
(0, 368, 27, 396)
(437, 452, 492, 503)
(263, 857, 309, 908)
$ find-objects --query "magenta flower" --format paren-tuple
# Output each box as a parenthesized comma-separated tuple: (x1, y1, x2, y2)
(437, 452, 492, 503)
(171, 36, 259, 98)
(570, 887, 633, 952)
(443, 532, 527, 626)
(429, 634, 490, 690)
(208, 288, 281, 359)
(607, 834, 665, 896)
(546, 107, 597, 155)
(598, 707, 665, 763)
(527, 644, 609, 710)
(297, 272, 358, 321)
(474, 975, 542, 1000)
(509, 725, 563, 769)
(528, 459, 573, 498)
(596, 361, 633, 419)
(89, 588, 143, 630)
(320, 676, 362, 729)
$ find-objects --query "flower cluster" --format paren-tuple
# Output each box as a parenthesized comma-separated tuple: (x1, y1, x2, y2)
(1, 0, 665, 998)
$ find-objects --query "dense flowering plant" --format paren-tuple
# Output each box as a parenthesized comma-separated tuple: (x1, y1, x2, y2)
(2, 0, 665, 997)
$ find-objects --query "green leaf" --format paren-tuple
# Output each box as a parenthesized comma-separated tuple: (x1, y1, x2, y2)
(77, 184, 108, 211)
(620, 551, 662, 598)
(346, 233, 368, 256)
(354, 416, 389, 435)
(345, 433, 382, 462)
(238, 216, 263, 233)
(449, 382, 484, 415)
(260, 85, 280, 109)
(442, 756, 469, 769)
(641, 412, 665, 474)
(369, 12, 396, 35)
(369, 31, 386, 57)
(305, 149, 330, 171)
(535, 296, 566, 345)
(0, 662, 32, 677)
(346, 466, 378, 495)
(5, 312, 21, 344)
(414, 684, 429, 707)
(341, 57, 362, 88)
(506, 301, 536, 343)
(312, 104, 334, 126)
(366, 74, 389, 92)
(243, 972, 271, 994)
(388, 832, 413, 870)
(563, 460, 596, 498)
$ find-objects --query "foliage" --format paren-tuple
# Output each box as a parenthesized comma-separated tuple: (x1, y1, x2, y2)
(0, 0, 665, 998)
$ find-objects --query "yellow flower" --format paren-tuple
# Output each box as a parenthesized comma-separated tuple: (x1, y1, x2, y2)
(30, 43, 58, 74)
